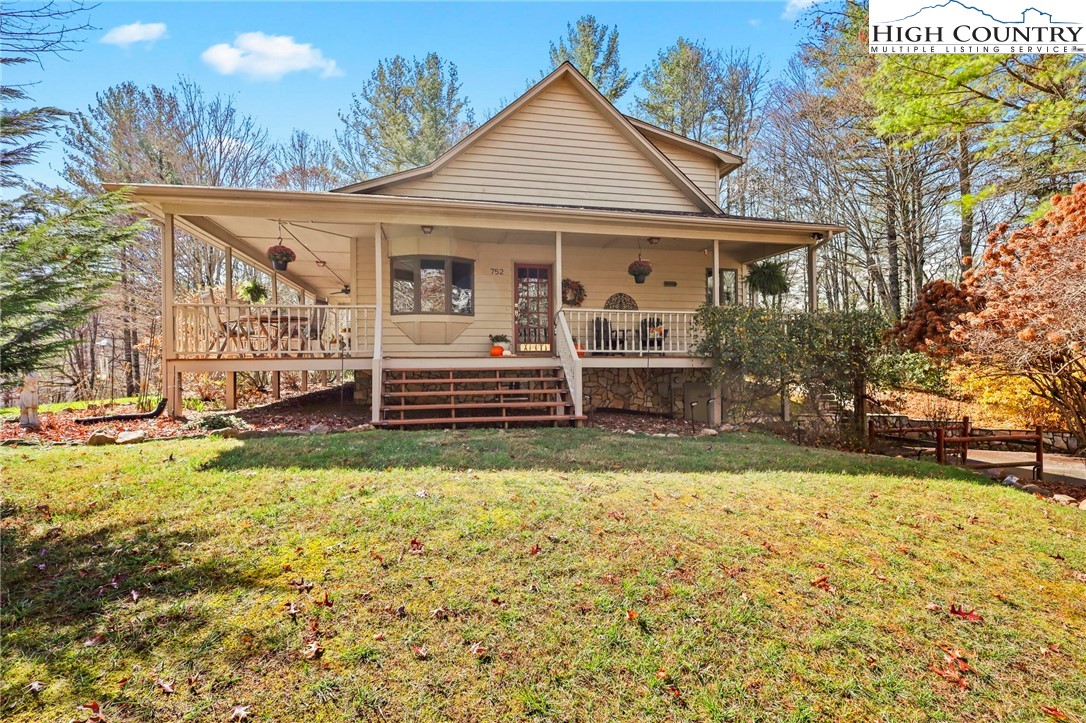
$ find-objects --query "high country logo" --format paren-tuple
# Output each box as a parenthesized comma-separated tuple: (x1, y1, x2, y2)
(868, 0, 1086, 53)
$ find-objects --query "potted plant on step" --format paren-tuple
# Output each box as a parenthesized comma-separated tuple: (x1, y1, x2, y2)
(266, 244, 296, 271)
(489, 334, 511, 356)
(628, 257, 652, 284)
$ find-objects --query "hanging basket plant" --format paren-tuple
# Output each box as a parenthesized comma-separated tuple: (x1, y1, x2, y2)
(266, 244, 296, 271)
(628, 257, 653, 284)
(562, 278, 587, 307)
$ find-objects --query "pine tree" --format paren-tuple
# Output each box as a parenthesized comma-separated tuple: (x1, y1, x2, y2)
(547, 15, 634, 102)
(635, 38, 723, 143)
(337, 53, 474, 179)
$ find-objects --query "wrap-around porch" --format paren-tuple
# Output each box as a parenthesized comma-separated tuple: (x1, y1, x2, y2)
(132, 185, 832, 427)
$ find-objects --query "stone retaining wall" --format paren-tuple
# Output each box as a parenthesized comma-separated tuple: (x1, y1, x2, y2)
(869, 413, 1080, 454)
(582, 368, 712, 418)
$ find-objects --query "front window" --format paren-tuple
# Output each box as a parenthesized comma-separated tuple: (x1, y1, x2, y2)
(706, 268, 739, 305)
(391, 256, 474, 315)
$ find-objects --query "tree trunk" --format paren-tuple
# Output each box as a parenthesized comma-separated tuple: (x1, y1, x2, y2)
(885, 161, 901, 319)
(956, 133, 975, 279)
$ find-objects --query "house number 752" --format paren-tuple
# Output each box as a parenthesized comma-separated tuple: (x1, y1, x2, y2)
(490, 267, 504, 275)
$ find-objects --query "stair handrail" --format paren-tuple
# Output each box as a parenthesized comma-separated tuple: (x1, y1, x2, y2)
(554, 310, 583, 417)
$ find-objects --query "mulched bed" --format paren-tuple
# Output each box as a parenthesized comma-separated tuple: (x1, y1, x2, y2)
(587, 409, 714, 437)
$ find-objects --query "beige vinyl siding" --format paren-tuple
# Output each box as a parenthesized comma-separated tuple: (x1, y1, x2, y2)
(375, 78, 701, 213)
(650, 139, 721, 201)
(353, 235, 740, 357)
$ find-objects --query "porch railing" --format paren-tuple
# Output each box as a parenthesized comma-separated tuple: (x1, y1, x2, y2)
(173, 303, 375, 359)
(560, 308, 696, 355)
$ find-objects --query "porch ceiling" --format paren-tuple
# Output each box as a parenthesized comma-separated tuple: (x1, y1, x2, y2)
(184, 214, 374, 298)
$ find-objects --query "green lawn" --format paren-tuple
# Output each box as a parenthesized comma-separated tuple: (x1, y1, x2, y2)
(3, 429, 1084, 721)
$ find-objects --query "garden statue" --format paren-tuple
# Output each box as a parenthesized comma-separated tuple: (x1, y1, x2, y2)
(19, 372, 41, 428)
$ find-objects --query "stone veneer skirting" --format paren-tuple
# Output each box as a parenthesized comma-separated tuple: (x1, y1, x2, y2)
(582, 367, 711, 418)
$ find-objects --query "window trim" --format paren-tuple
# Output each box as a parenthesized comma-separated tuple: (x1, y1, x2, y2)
(390, 255, 475, 316)
(705, 267, 739, 306)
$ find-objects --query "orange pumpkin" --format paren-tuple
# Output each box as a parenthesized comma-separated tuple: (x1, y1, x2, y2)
(490, 345, 505, 357)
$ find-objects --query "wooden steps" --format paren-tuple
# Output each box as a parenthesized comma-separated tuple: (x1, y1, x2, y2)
(377, 364, 583, 429)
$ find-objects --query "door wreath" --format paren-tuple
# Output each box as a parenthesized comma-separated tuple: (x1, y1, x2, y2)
(562, 278, 587, 307)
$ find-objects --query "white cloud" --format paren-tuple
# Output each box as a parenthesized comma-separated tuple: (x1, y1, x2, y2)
(781, 0, 817, 20)
(748, 18, 763, 26)
(201, 32, 342, 81)
(101, 21, 168, 47)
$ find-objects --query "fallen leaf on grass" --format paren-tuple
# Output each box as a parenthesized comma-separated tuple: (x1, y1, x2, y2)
(409, 538, 425, 554)
(83, 634, 106, 647)
(281, 563, 292, 572)
(625, 609, 639, 621)
(925, 602, 943, 612)
(79, 701, 105, 721)
(655, 669, 669, 680)
(314, 591, 333, 608)
(287, 578, 313, 591)
(156, 680, 175, 695)
(949, 604, 984, 623)
(229, 705, 250, 721)
(301, 642, 323, 660)
(373, 632, 386, 641)
(431, 606, 451, 621)
(608, 511, 627, 521)
(412, 646, 428, 660)
(27, 681, 44, 693)
(810, 575, 832, 591)
(129, 590, 139, 603)
(285, 601, 301, 621)
(1040, 705, 1073, 721)
(929, 662, 969, 689)
(469, 642, 487, 658)
(529, 544, 541, 556)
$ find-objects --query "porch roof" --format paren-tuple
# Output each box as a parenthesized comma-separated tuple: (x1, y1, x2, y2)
(108, 182, 845, 244)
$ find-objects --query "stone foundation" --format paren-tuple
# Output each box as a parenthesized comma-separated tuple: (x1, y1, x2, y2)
(352, 371, 372, 412)
(582, 368, 712, 418)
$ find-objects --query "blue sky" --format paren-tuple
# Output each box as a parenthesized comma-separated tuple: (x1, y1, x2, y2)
(10, 1, 815, 188)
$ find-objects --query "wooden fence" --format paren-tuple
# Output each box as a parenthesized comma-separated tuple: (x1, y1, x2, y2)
(869, 416, 1044, 482)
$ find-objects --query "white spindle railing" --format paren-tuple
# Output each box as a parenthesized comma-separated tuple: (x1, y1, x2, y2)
(561, 308, 696, 355)
(173, 304, 375, 358)
(553, 312, 583, 416)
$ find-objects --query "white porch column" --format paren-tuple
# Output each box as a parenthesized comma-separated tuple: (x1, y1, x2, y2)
(807, 244, 818, 312)
(224, 247, 233, 301)
(712, 239, 721, 306)
(161, 213, 182, 418)
(271, 271, 280, 399)
(554, 230, 563, 304)
(371, 224, 385, 423)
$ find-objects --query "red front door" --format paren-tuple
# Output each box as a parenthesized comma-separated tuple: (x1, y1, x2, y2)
(513, 263, 553, 354)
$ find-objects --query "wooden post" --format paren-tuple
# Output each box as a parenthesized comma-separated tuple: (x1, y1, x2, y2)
(371, 226, 384, 423)
(271, 270, 280, 399)
(1035, 426, 1044, 482)
(936, 427, 946, 465)
(226, 372, 237, 410)
(712, 239, 721, 306)
(868, 417, 876, 445)
(806, 244, 817, 312)
(780, 378, 791, 423)
(961, 415, 971, 466)
(224, 247, 233, 300)
(161, 213, 182, 418)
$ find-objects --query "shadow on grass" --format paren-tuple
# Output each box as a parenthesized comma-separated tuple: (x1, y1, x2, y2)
(0, 514, 273, 710)
(198, 427, 983, 482)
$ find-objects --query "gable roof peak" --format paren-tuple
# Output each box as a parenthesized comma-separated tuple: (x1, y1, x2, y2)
(334, 62, 722, 213)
